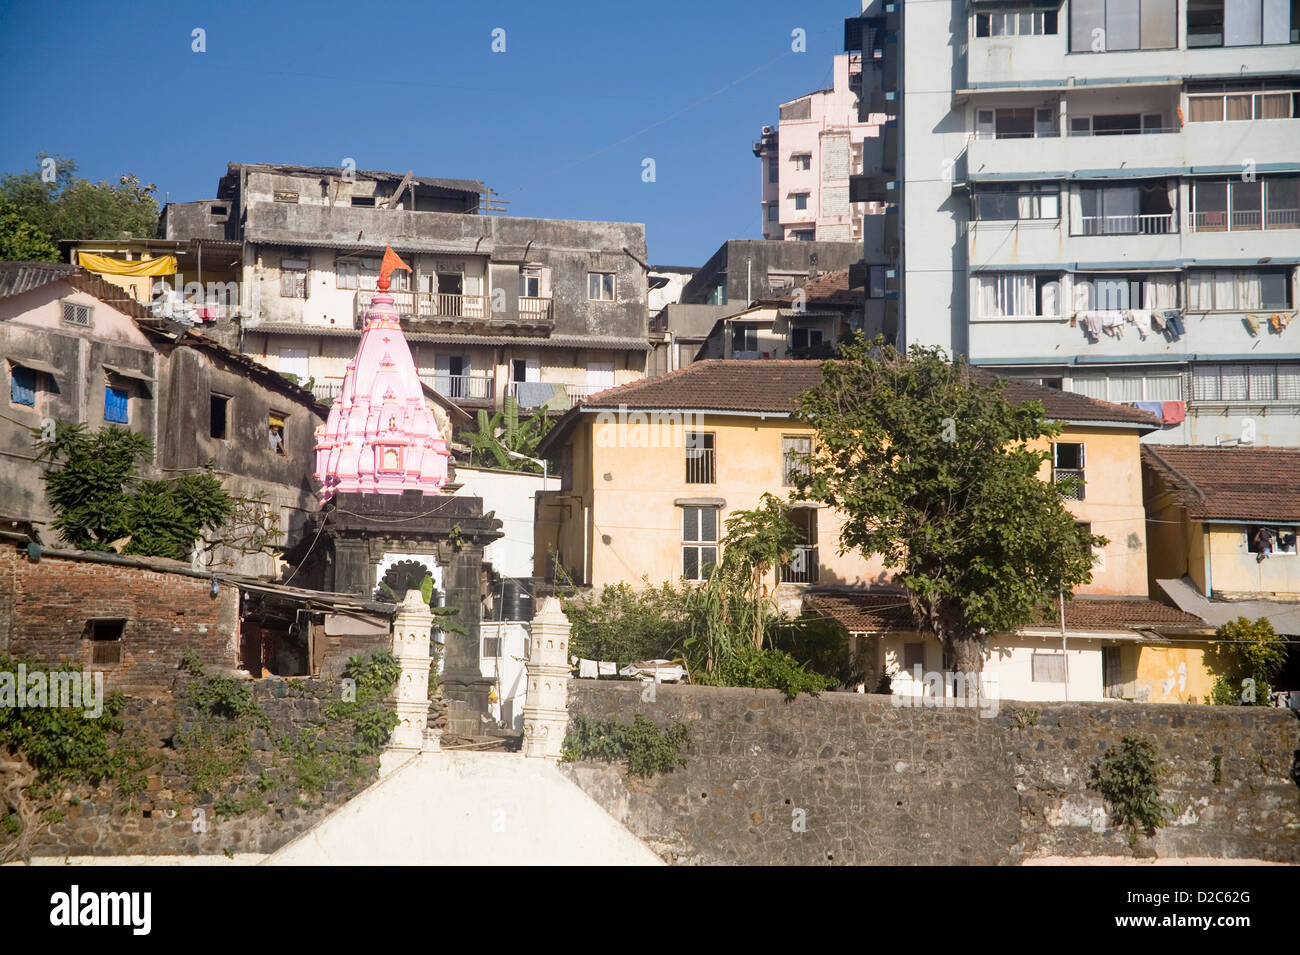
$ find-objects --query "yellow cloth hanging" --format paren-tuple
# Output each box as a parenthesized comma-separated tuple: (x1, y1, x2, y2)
(77, 253, 177, 277)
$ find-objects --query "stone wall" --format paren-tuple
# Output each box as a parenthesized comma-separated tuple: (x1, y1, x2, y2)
(26, 677, 380, 858)
(564, 680, 1300, 865)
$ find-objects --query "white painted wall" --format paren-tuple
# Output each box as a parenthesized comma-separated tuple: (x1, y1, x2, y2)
(480, 621, 529, 730)
(452, 465, 558, 579)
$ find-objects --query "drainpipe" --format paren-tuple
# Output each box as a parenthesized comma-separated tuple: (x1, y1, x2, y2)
(1059, 587, 1069, 702)
(1203, 525, 1213, 598)
(747, 259, 752, 306)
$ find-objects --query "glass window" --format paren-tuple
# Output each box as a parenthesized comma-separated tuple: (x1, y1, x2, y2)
(793, 193, 809, 210)
(681, 505, 719, 581)
(782, 435, 812, 485)
(587, 272, 615, 301)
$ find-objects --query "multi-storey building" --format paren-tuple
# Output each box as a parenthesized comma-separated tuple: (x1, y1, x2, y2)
(845, 0, 1300, 445)
(161, 163, 650, 417)
(753, 53, 886, 242)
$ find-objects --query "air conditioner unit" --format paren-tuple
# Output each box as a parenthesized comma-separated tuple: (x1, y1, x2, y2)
(762, 125, 775, 136)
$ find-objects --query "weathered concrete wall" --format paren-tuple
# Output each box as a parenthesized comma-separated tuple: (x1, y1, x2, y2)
(564, 680, 1300, 865)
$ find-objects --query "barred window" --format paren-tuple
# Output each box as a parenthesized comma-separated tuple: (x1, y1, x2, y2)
(685, 432, 715, 484)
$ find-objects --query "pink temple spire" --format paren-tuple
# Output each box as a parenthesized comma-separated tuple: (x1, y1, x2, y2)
(314, 248, 450, 499)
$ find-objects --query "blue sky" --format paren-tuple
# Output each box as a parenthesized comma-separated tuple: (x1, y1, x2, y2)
(0, 0, 854, 266)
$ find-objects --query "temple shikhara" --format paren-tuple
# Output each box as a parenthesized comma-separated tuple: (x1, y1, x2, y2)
(314, 248, 451, 498)
(287, 247, 502, 735)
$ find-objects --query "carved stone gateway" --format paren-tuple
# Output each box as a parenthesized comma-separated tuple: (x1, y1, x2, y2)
(522, 597, 572, 760)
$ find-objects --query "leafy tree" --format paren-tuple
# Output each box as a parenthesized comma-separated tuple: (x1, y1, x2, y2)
(792, 334, 1100, 677)
(462, 397, 553, 473)
(1204, 616, 1286, 705)
(0, 154, 158, 247)
(1088, 735, 1168, 848)
(0, 198, 58, 261)
(33, 422, 233, 560)
(564, 579, 688, 663)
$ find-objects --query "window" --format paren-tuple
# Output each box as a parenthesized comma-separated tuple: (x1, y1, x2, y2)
(792, 154, 812, 171)
(768, 156, 779, 184)
(89, 619, 124, 666)
(280, 257, 308, 299)
(104, 385, 129, 424)
(1032, 652, 1067, 683)
(973, 183, 1060, 220)
(1192, 362, 1300, 401)
(1075, 521, 1095, 560)
(793, 193, 809, 211)
(766, 203, 779, 222)
(9, 365, 37, 407)
(902, 643, 926, 674)
(1072, 272, 1181, 312)
(780, 507, 819, 583)
(268, 414, 286, 455)
(1103, 645, 1125, 698)
(782, 435, 812, 486)
(974, 273, 1061, 318)
(61, 301, 92, 327)
(483, 635, 503, 658)
(681, 505, 719, 580)
(732, 323, 759, 355)
(1070, 372, 1185, 402)
(1190, 0, 1300, 46)
(1187, 86, 1300, 122)
(1247, 524, 1299, 555)
(685, 431, 715, 484)
(1053, 442, 1085, 500)
(273, 191, 299, 203)
(975, 7, 1060, 36)
(210, 394, 229, 439)
(790, 230, 815, 241)
(975, 107, 1058, 140)
(1071, 0, 1177, 51)
(520, 267, 541, 298)
(351, 196, 376, 207)
(790, 327, 824, 351)
(1075, 180, 1175, 235)
(279, 347, 309, 381)
(1186, 269, 1293, 310)
(587, 271, 615, 301)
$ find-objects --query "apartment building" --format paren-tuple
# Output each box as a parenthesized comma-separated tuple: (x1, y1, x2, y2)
(753, 53, 888, 242)
(161, 163, 650, 417)
(845, 0, 1300, 445)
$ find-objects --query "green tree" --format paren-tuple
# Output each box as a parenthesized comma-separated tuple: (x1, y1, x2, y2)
(462, 397, 553, 473)
(1205, 616, 1286, 705)
(792, 334, 1100, 676)
(719, 493, 800, 649)
(34, 422, 233, 560)
(0, 198, 58, 261)
(0, 154, 158, 247)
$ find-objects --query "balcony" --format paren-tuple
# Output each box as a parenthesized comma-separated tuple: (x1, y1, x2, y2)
(779, 546, 820, 584)
(1077, 213, 1175, 236)
(1190, 209, 1300, 232)
(505, 380, 603, 412)
(420, 373, 494, 404)
(354, 290, 553, 335)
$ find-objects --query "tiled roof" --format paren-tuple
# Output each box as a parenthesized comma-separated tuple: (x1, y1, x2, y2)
(1142, 445, 1300, 522)
(0, 262, 154, 319)
(804, 591, 913, 632)
(760, 269, 859, 308)
(1029, 597, 1208, 632)
(806, 590, 1207, 634)
(577, 359, 1162, 426)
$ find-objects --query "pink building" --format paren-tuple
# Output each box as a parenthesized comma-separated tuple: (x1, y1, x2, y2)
(753, 53, 886, 242)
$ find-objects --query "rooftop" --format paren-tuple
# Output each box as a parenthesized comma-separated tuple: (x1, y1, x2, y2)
(1142, 445, 1300, 523)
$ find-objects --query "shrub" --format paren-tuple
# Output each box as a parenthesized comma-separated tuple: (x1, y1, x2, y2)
(693, 644, 834, 700)
(1088, 735, 1168, 847)
(1204, 617, 1286, 706)
(561, 713, 689, 777)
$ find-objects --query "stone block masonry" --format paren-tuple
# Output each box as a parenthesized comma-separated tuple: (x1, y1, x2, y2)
(564, 680, 1300, 865)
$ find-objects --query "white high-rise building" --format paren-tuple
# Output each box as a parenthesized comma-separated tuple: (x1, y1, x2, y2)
(845, 0, 1300, 445)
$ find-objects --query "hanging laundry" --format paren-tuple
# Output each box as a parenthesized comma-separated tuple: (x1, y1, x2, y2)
(1244, 314, 1261, 336)
(1269, 312, 1291, 333)
(1150, 311, 1167, 331)
(1161, 401, 1186, 425)
(1082, 312, 1102, 340)
(578, 658, 598, 679)
(1134, 401, 1165, 421)
(1165, 311, 1185, 336)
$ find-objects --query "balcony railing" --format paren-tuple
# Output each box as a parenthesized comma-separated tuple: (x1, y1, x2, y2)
(1078, 213, 1175, 236)
(420, 374, 494, 402)
(779, 546, 820, 584)
(1190, 208, 1300, 232)
(311, 378, 344, 402)
(1054, 469, 1085, 501)
(354, 291, 552, 326)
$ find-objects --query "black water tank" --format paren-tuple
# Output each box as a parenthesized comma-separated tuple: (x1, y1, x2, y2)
(500, 577, 534, 621)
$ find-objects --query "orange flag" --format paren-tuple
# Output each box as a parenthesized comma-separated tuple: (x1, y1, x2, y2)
(378, 246, 411, 289)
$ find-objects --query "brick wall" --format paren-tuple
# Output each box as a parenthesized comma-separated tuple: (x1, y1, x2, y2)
(0, 545, 237, 697)
(564, 680, 1300, 865)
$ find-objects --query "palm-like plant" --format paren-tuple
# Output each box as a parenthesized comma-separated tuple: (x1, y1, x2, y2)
(463, 397, 553, 472)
